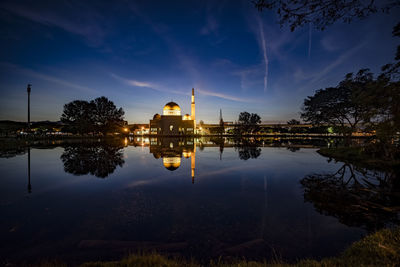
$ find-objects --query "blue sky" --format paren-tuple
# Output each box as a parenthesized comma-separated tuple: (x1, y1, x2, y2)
(0, 0, 399, 123)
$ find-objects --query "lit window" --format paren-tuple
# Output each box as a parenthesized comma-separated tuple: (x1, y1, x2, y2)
(170, 125, 173, 131)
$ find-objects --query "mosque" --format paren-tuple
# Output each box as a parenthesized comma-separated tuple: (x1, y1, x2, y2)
(149, 88, 196, 135)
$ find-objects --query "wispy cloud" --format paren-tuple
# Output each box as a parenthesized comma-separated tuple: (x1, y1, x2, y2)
(308, 23, 312, 59)
(111, 73, 256, 103)
(110, 73, 154, 88)
(257, 17, 269, 92)
(309, 41, 367, 85)
(320, 35, 341, 52)
(196, 88, 259, 103)
(1, 1, 106, 46)
(200, 15, 219, 35)
(110, 73, 186, 95)
(297, 40, 368, 92)
(0, 62, 96, 93)
(127, 3, 201, 82)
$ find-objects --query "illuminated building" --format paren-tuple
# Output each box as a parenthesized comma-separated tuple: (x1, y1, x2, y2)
(149, 89, 196, 135)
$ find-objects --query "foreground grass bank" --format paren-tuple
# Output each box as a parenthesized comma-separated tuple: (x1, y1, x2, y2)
(77, 227, 400, 267)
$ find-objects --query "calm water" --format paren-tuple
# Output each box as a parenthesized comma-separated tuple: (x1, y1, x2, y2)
(0, 138, 398, 265)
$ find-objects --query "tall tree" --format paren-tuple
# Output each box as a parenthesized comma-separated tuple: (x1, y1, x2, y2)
(91, 97, 125, 135)
(237, 111, 261, 134)
(301, 69, 373, 135)
(60, 97, 125, 135)
(60, 100, 94, 134)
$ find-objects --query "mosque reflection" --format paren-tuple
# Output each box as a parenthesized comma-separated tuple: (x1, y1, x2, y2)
(149, 137, 196, 183)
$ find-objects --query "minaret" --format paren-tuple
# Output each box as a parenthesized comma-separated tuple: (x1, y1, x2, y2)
(191, 88, 195, 130)
(191, 142, 196, 183)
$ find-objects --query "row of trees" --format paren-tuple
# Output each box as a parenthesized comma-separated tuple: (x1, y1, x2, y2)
(301, 68, 400, 142)
(61, 97, 125, 135)
(300, 17, 400, 144)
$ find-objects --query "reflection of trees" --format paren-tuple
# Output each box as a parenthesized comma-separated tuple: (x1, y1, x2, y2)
(301, 163, 400, 232)
(61, 143, 125, 178)
(234, 138, 262, 160)
(237, 147, 261, 160)
(0, 147, 28, 158)
(287, 146, 300, 152)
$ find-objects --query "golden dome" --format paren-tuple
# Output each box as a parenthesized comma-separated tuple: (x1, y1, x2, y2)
(183, 114, 191, 120)
(153, 113, 161, 120)
(163, 157, 181, 171)
(163, 102, 181, 116)
(164, 102, 180, 111)
(182, 151, 191, 158)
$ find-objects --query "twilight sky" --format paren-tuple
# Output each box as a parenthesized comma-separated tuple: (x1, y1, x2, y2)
(0, 0, 399, 123)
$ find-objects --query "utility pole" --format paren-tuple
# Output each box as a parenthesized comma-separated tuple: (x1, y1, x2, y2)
(27, 84, 31, 132)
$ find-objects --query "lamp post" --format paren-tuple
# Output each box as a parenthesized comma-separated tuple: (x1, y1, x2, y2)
(27, 84, 31, 132)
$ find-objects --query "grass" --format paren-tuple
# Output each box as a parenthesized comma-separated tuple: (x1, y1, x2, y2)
(77, 227, 400, 267)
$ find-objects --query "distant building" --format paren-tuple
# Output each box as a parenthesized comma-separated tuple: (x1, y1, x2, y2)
(149, 89, 196, 135)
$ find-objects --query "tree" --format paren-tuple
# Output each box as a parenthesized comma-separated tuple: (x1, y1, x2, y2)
(254, 0, 399, 31)
(287, 119, 300, 125)
(237, 112, 261, 134)
(60, 97, 125, 135)
(382, 22, 400, 79)
(61, 100, 94, 134)
(91, 97, 125, 135)
(301, 69, 374, 136)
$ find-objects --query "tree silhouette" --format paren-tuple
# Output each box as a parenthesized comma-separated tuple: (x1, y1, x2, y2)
(300, 69, 374, 136)
(254, 0, 399, 31)
(287, 119, 300, 125)
(61, 143, 125, 178)
(237, 112, 261, 134)
(60, 96, 125, 135)
(61, 100, 94, 134)
(91, 96, 125, 135)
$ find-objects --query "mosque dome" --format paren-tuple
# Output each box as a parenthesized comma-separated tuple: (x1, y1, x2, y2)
(183, 114, 191, 120)
(163, 157, 181, 171)
(153, 113, 161, 120)
(163, 102, 181, 116)
(182, 151, 191, 158)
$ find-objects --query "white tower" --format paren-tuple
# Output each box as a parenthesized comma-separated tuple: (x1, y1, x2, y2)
(191, 88, 196, 130)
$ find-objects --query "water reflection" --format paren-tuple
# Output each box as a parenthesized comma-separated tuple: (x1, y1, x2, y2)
(233, 138, 262, 160)
(27, 147, 31, 193)
(1, 137, 394, 264)
(301, 163, 400, 232)
(149, 138, 196, 183)
(60, 142, 125, 178)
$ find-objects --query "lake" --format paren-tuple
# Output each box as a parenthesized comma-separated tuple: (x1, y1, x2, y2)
(0, 137, 398, 265)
